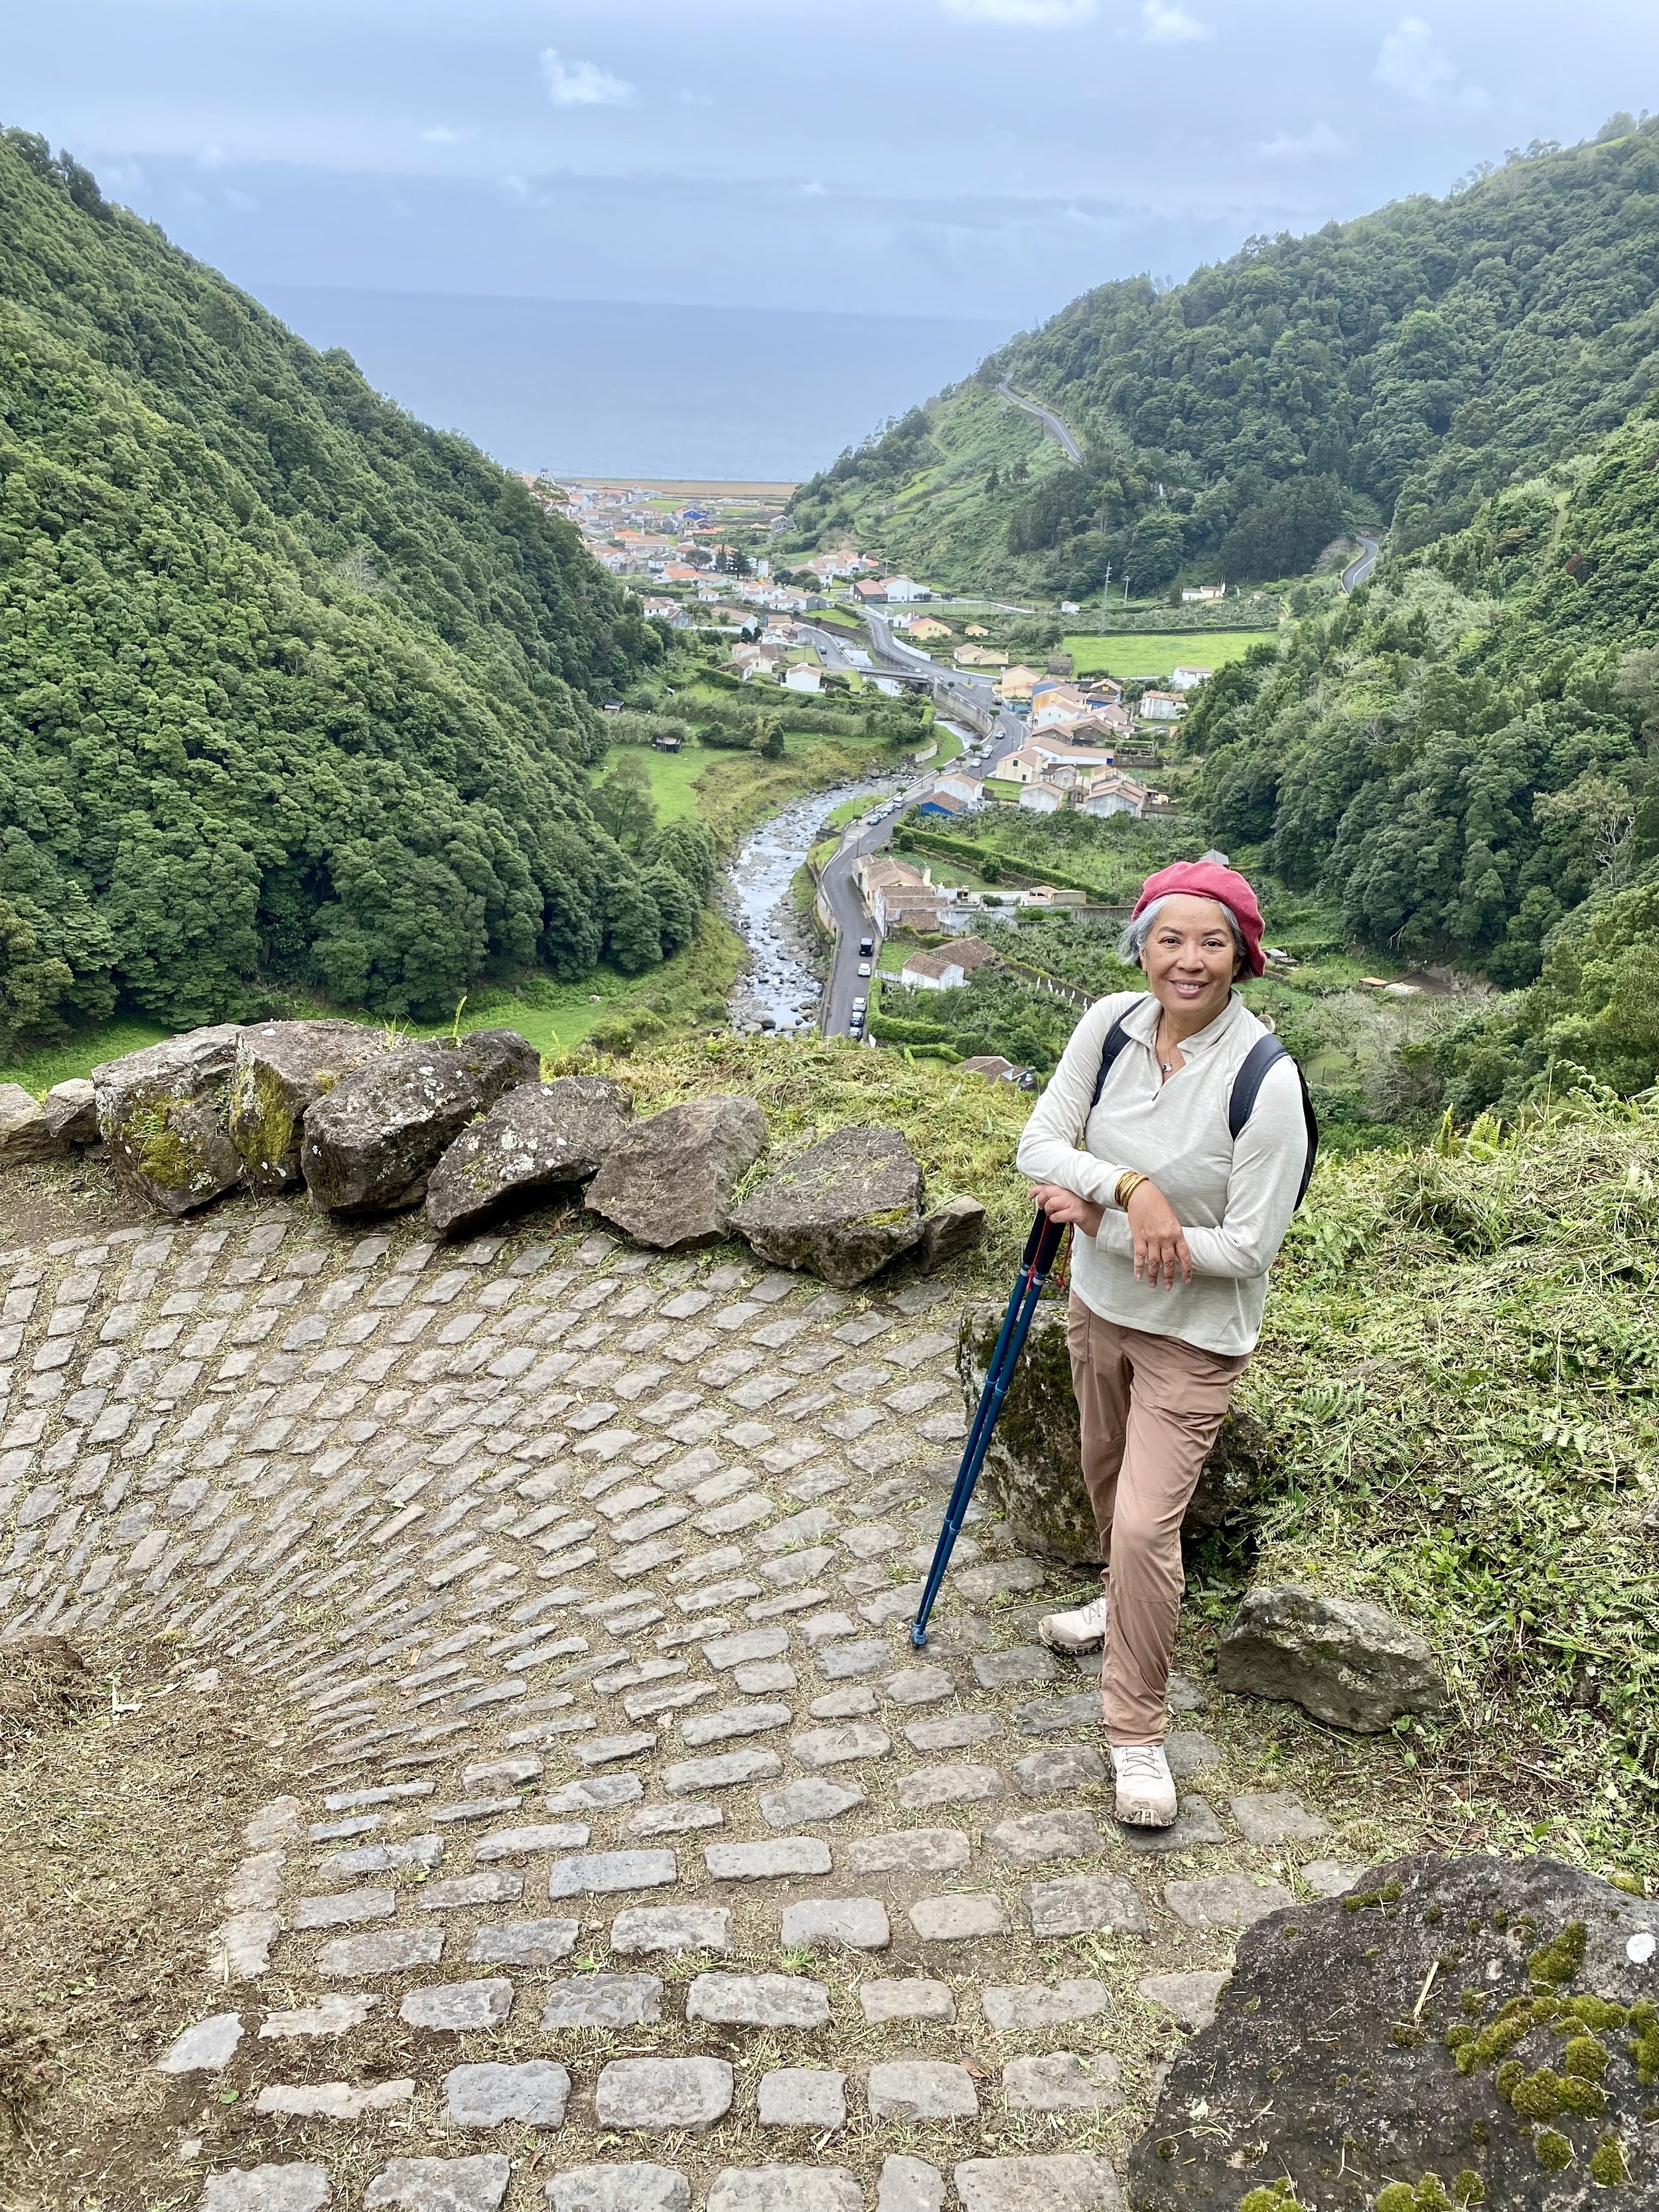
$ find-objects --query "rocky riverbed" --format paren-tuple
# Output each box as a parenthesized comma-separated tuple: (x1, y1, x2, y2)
(723, 781, 894, 1037)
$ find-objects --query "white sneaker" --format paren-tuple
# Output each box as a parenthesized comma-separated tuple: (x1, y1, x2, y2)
(1039, 1589, 1110, 1654)
(1111, 1743, 1178, 1828)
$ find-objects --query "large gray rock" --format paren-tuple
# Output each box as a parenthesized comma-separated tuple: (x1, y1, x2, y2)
(1216, 1583, 1449, 1732)
(426, 1076, 633, 1236)
(229, 1020, 391, 1192)
(1126, 1853, 1659, 2210)
(0, 1082, 56, 1166)
(586, 1096, 767, 1251)
(732, 1126, 924, 1288)
(957, 1303, 1267, 1565)
(93, 1024, 245, 1213)
(300, 1030, 540, 1215)
(42, 1079, 100, 1147)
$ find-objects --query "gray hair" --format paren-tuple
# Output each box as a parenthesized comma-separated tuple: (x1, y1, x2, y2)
(1118, 892, 1247, 970)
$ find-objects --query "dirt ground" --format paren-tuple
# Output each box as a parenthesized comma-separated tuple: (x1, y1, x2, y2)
(0, 1634, 301, 2211)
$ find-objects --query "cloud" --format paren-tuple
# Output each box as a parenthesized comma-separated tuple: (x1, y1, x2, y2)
(939, 0, 1098, 25)
(420, 125, 469, 144)
(1139, 1, 1208, 43)
(679, 90, 713, 108)
(1256, 121, 1342, 159)
(540, 48, 635, 108)
(1373, 16, 1487, 107)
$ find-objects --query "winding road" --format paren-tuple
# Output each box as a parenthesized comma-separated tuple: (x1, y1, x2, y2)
(997, 379, 1084, 465)
(800, 610, 1033, 1037)
(1342, 531, 1382, 592)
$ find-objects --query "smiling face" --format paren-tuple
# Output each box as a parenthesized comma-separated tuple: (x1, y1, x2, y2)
(1139, 894, 1241, 1031)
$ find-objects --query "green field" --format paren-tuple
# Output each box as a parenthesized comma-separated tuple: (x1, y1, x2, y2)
(1063, 630, 1268, 679)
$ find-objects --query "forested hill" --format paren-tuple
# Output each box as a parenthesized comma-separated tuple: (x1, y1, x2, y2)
(1192, 397, 1659, 1108)
(0, 130, 670, 1051)
(788, 116, 1659, 599)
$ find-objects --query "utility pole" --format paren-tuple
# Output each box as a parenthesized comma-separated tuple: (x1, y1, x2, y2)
(1100, 563, 1111, 622)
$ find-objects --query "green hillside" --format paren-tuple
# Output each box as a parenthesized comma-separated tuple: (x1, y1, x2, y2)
(1193, 404, 1659, 1109)
(0, 131, 693, 1056)
(789, 116, 1659, 600)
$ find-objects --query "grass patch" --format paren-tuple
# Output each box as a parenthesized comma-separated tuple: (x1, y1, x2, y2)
(627, 743, 709, 823)
(0, 1018, 173, 1098)
(1063, 630, 1266, 679)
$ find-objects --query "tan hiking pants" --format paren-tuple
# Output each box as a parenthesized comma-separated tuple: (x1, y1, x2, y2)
(1064, 1295, 1248, 1743)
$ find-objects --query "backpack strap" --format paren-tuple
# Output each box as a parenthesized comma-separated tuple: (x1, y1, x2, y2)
(1086, 1005, 1139, 1120)
(1229, 1035, 1320, 1209)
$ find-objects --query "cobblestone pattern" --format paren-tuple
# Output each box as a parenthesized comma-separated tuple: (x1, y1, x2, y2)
(0, 1210, 1360, 2209)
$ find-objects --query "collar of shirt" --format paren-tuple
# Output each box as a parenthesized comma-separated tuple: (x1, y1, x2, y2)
(1122, 989, 1245, 1061)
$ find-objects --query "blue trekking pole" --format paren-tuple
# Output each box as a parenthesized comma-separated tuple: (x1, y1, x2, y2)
(910, 1209, 1068, 1649)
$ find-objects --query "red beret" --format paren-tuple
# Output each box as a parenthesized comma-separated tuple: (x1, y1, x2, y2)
(1131, 861, 1266, 978)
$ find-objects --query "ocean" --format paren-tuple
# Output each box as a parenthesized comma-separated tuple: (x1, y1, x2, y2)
(258, 288, 1015, 484)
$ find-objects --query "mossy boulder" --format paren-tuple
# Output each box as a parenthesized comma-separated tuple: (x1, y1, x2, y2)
(587, 1094, 767, 1252)
(299, 1029, 541, 1215)
(956, 1301, 1269, 1564)
(229, 1020, 393, 1193)
(1218, 1583, 1449, 1732)
(731, 1125, 924, 1287)
(426, 1076, 634, 1237)
(1126, 1852, 1659, 2209)
(92, 1024, 246, 1214)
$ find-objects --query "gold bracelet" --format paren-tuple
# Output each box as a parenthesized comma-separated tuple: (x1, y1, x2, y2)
(1115, 1171, 1147, 1210)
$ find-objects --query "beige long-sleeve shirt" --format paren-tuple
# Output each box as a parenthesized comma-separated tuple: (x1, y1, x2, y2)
(1014, 988, 1306, 1355)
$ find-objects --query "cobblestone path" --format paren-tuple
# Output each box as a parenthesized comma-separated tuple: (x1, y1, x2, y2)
(0, 1203, 1371, 2212)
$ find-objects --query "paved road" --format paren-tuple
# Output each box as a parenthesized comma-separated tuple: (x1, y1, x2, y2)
(1342, 532, 1382, 593)
(997, 378, 1083, 465)
(803, 610, 1033, 1037)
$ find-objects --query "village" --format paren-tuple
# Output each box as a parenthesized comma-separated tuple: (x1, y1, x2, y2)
(529, 473, 1210, 827)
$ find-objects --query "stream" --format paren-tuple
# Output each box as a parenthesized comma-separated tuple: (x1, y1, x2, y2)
(722, 775, 897, 1033)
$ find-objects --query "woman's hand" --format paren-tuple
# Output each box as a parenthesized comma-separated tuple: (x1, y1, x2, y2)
(1126, 1178, 1192, 1288)
(1027, 1183, 1104, 1239)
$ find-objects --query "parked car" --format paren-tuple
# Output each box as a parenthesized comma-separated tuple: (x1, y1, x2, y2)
(857, 962, 872, 978)
(858, 936, 875, 958)
(851, 997, 867, 1014)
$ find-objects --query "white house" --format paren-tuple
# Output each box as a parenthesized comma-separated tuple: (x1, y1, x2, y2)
(1181, 583, 1226, 603)
(1137, 691, 1185, 722)
(881, 575, 930, 602)
(934, 771, 983, 807)
(1030, 688, 1088, 732)
(900, 938, 998, 990)
(1018, 784, 1066, 814)
(1078, 773, 1150, 820)
(1170, 664, 1214, 691)
(783, 663, 823, 694)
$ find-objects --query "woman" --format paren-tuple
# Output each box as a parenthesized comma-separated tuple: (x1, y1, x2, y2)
(1014, 857, 1309, 1828)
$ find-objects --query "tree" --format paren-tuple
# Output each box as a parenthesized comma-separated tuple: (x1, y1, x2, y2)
(648, 819, 719, 901)
(0, 897, 73, 1061)
(589, 752, 658, 855)
(604, 873, 662, 974)
(643, 861, 699, 954)
(750, 714, 785, 761)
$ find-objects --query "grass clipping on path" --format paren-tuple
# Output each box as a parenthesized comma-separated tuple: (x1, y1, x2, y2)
(0, 1637, 297, 2211)
(585, 1041, 1659, 1870)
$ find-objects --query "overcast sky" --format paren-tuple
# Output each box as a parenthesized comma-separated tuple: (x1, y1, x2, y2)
(10, 0, 1658, 327)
